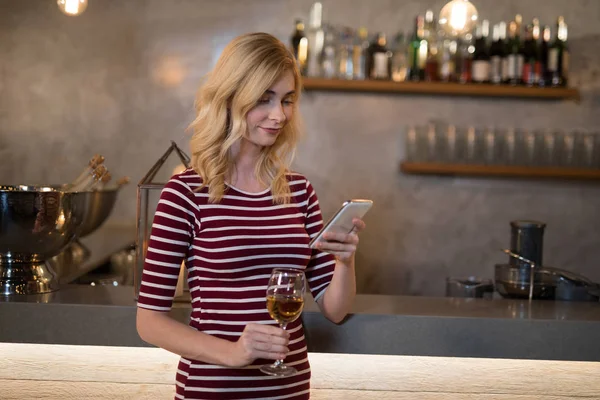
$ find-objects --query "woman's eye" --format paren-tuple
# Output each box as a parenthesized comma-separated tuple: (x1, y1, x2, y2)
(283, 99, 294, 105)
(257, 98, 270, 104)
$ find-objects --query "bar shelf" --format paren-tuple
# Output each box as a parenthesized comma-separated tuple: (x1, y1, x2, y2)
(302, 78, 579, 100)
(399, 162, 600, 180)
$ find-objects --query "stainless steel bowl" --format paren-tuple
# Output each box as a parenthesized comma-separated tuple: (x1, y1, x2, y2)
(77, 188, 119, 238)
(0, 185, 90, 295)
(48, 188, 119, 276)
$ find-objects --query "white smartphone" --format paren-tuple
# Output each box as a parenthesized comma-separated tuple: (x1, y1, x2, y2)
(308, 199, 373, 249)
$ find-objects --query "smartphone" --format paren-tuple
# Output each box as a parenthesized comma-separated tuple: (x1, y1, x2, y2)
(308, 199, 373, 249)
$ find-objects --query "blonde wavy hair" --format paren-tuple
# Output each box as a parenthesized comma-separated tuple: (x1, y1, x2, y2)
(189, 32, 303, 204)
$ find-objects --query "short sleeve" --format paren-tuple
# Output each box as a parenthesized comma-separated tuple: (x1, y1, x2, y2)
(136, 176, 198, 312)
(303, 180, 336, 302)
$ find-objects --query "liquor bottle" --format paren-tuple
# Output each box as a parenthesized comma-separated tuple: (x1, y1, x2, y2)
(548, 16, 569, 87)
(532, 18, 541, 42)
(522, 24, 541, 86)
(103, 176, 130, 191)
(321, 24, 338, 79)
(423, 10, 439, 81)
(498, 22, 510, 84)
(408, 15, 427, 81)
(505, 21, 524, 85)
(368, 32, 391, 80)
(390, 32, 408, 82)
(539, 25, 551, 87)
(514, 15, 525, 84)
(490, 23, 506, 84)
(290, 19, 308, 75)
(352, 27, 370, 80)
(456, 36, 473, 84)
(69, 154, 105, 189)
(438, 31, 457, 82)
(515, 14, 523, 37)
(472, 20, 491, 83)
(89, 171, 112, 191)
(305, 2, 324, 77)
(337, 27, 355, 80)
(67, 164, 109, 192)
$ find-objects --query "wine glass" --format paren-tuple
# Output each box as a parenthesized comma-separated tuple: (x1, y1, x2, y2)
(260, 268, 306, 377)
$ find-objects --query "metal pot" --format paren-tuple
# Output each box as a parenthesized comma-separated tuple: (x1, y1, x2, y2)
(495, 263, 600, 302)
(494, 264, 556, 300)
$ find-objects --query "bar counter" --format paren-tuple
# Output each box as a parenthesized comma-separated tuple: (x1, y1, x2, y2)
(1, 284, 599, 362)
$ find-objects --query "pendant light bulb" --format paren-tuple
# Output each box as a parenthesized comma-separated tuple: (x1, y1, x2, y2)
(57, 0, 88, 16)
(438, 0, 478, 37)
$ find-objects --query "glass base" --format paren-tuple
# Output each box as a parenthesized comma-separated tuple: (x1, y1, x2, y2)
(260, 362, 296, 377)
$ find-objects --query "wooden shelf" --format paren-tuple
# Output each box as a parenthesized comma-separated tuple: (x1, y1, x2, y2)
(399, 162, 600, 180)
(302, 78, 580, 100)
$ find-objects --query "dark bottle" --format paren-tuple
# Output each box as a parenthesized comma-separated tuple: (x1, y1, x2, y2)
(490, 22, 508, 84)
(408, 15, 427, 81)
(423, 10, 439, 82)
(490, 22, 506, 85)
(532, 17, 541, 45)
(548, 16, 569, 87)
(369, 32, 391, 80)
(471, 20, 491, 83)
(522, 24, 541, 86)
(539, 25, 551, 87)
(505, 21, 524, 85)
(456, 37, 473, 84)
(290, 19, 308, 75)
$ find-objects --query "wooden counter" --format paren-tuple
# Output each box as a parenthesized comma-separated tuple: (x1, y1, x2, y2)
(2, 342, 598, 399)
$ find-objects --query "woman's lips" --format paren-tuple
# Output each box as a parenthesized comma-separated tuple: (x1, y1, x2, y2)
(261, 127, 281, 135)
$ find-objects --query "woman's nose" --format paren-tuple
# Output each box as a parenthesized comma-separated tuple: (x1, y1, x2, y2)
(269, 104, 286, 123)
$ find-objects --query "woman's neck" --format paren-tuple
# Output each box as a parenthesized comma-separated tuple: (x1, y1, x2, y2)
(228, 139, 268, 192)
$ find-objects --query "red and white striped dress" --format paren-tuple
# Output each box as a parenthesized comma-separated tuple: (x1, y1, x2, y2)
(137, 168, 336, 400)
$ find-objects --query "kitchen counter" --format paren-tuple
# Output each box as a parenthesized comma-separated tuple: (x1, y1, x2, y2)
(1, 285, 599, 362)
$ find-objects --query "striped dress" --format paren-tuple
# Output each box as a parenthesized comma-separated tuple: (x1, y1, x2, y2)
(137, 168, 336, 399)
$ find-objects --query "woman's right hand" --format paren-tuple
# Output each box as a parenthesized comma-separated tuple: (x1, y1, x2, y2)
(228, 323, 290, 367)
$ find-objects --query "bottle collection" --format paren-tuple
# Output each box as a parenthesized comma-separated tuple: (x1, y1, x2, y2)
(290, 3, 570, 88)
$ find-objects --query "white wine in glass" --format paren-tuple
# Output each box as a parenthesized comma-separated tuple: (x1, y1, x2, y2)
(260, 268, 306, 377)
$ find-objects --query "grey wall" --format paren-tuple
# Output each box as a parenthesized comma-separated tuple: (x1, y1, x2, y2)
(1, 0, 599, 296)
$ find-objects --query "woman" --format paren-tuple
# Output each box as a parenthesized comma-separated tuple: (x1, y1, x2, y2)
(136, 32, 366, 400)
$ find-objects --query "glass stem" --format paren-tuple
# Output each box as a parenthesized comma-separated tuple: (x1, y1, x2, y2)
(274, 322, 288, 366)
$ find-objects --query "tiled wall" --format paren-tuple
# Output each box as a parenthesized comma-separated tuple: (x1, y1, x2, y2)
(1, 0, 599, 295)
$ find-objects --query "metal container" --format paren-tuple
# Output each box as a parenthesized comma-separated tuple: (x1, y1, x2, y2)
(494, 263, 556, 300)
(47, 188, 119, 276)
(0, 185, 89, 295)
(446, 276, 494, 298)
(76, 189, 119, 237)
(509, 220, 546, 268)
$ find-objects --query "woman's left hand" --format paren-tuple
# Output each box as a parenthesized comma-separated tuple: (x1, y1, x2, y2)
(314, 218, 366, 264)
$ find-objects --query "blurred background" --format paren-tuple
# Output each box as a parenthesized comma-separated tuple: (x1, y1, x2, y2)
(1, 0, 599, 296)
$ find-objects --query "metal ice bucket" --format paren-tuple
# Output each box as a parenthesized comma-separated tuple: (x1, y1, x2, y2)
(0, 185, 89, 295)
